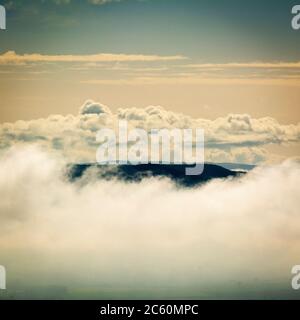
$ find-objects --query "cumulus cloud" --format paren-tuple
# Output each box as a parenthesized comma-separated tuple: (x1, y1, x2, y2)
(79, 100, 112, 115)
(0, 100, 299, 164)
(0, 146, 299, 298)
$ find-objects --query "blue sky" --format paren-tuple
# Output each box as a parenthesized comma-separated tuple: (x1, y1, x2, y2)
(1, 0, 299, 61)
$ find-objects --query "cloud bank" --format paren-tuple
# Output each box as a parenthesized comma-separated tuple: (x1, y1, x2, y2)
(0, 146, 299, 298)
(0, 100, 299, 164)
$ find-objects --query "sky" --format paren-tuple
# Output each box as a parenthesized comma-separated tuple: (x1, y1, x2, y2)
(1, 1, 300, 299)
(0, 0, 300, 163)
(1, 0, 300, 59)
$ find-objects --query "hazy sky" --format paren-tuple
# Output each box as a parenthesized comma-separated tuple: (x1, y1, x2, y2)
(1, 1, 300, 300)
(0, 0, 299, 124)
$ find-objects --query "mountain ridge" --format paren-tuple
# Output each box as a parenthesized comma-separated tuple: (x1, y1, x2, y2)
(67, 163, 244, 187)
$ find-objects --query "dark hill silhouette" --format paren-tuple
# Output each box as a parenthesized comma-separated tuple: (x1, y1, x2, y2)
(68, 163, 243, 187)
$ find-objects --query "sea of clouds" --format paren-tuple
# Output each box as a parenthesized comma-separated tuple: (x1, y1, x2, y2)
(0, 146, 299, 298)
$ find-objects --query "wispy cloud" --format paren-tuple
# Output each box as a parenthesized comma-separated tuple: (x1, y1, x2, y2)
(0, 51, 187, 65)
(186, 62, 300, 69)
(82, 76, 300, 87)
(52, 0, 126, 4)
(88, 0, 124, 4)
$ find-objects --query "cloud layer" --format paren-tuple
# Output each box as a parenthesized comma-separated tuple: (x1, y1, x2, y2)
(0, 100, 299, 164)
(1, 51, 299, 87)
(0, 147, 299, 298)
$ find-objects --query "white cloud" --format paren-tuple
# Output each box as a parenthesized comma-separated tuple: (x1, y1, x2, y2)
(0, 100, 299, 164)
(79, 100, 112, 115)
(0, 146, 299, 298)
